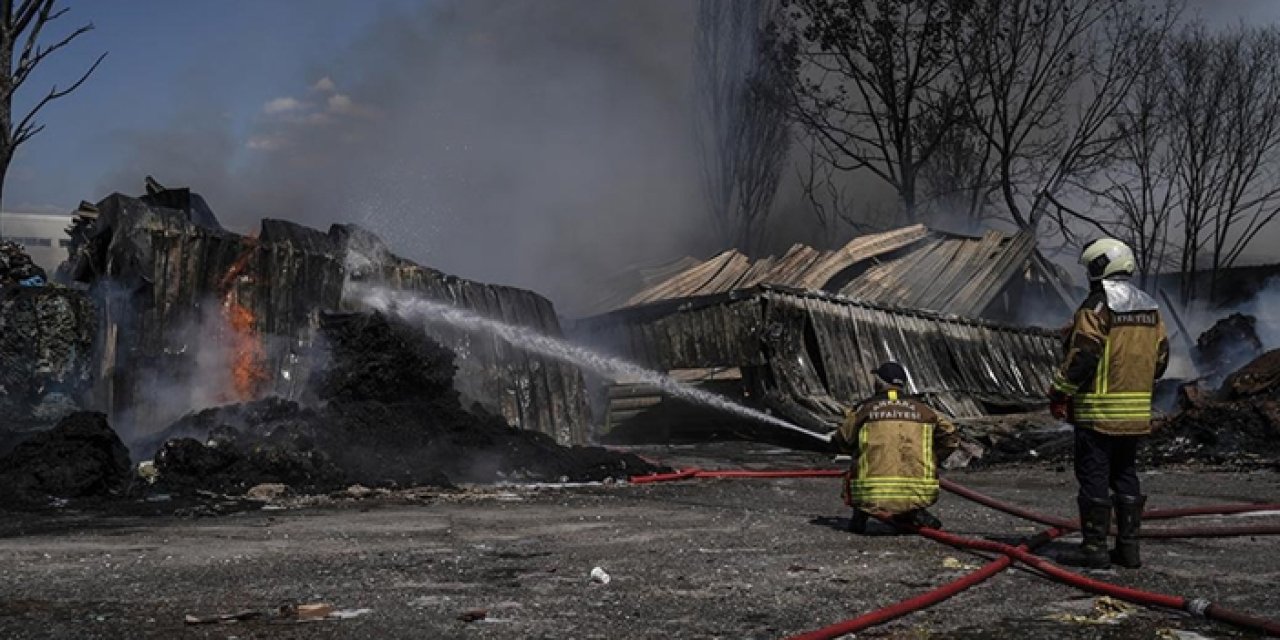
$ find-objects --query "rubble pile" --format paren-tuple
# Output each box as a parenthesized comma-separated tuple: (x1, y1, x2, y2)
(0, 240, 47, 286)
(1194, 313, 1264, 379)
(146, 312, 664, 495)
(0, 412, 132, 506)
(1149, 348, 1280, 467)
(0, 242, 95, 430)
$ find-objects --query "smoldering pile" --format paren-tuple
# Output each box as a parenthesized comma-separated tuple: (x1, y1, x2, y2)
(141, 311, 665, 495)
(1149, 348, 1280, 467)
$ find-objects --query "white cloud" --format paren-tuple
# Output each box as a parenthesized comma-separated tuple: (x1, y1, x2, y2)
(328, 93, 355, 114)
(312, 76, 337, 93)
(263, 97, 305, 114)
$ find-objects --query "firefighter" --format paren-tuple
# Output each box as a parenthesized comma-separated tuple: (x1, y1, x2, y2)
(1049, 238, 1169, 569)
(834, 361, 961, 533)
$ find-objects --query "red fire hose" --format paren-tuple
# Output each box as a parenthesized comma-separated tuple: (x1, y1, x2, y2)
(940, 478, 1280, 538)
(899, 520, 1280, 637)
(633, 469, 1280, 536)
(785, 526, 1067, 640)
(629, 468, 1280, 637)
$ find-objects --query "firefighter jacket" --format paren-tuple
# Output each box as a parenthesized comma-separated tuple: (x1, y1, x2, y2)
(1051, 278, 1169, 436)
(832, 388, 960, 514)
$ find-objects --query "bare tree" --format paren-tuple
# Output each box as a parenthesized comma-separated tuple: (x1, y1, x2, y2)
(1163, 26, 1280, 303)
(1071, 51, 1180, 289)
(915, 109, 999, 225)
(695, 0, 791, 254)
(953, 0, 1174, 239)
(773, 0, 967, 224)
(0, 0, 104, 213)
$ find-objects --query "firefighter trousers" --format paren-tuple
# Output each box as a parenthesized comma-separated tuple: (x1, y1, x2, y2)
(1073, 426, 1141, 503)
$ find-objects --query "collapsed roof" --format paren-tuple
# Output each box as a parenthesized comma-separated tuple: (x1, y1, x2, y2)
(574, 285, 1060, 430)
(616, 225, 1074, 320)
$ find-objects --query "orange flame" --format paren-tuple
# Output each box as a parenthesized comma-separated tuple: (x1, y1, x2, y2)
(219, 247, 267, 402)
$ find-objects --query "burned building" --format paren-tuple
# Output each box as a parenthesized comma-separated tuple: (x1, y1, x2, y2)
(572, 226, 1072, 437)
(70, 181, 591, 445)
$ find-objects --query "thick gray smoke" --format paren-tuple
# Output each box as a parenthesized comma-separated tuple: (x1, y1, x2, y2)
(101, 1, 712, 317)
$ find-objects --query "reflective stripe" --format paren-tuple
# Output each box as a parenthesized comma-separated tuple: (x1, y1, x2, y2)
(858, 422, 869, 479)
(922, 423, 934, 480)
(1096, 339, 1112, 394)
(1052, 376, 1079, 394)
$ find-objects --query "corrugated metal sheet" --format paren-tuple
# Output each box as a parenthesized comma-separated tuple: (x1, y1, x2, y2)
(614, 225, 1046, 319)
(573, 285, 1058, 428)
(838, 230, 1036, 317)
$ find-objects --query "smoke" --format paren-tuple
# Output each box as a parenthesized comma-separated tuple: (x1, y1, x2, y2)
(1240, 276, 1280, 350)
(99, 1, 713, 317)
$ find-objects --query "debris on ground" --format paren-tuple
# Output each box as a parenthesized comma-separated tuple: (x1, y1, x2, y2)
(141, 311, 666, 496)
(942, 557, 980, 571)
(183, 602, 370, 625)
(1045, 596, 1137, 625)
(183, 610, 263, 625)
(457, 609, 488, 623)
(293, 603, 335, 620)
(1150, 348, 1280, 467)
(0, 412, 131, 506)
(590, 566, 611, 584)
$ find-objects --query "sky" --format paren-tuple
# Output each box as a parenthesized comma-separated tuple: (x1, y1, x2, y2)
(6, 0, 1280, 313)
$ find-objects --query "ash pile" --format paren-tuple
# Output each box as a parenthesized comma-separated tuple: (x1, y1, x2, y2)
(140, 310, 664, 496)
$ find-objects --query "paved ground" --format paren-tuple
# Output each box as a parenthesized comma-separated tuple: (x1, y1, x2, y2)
(1, 443, 1277, 639)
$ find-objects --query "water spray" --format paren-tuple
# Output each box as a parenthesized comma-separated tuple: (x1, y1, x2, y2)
(359, 286, 832, 444)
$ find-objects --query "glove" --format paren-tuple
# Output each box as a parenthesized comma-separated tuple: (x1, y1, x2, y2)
(1048, 389, 1070, 420)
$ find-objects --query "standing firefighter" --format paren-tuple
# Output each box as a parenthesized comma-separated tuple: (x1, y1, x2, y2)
(1049, 238, 1169, 569)
(834, 362, 960, 533)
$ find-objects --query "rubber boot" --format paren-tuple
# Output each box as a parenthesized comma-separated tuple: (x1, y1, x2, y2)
(1111, 494, 1145, 569)
(909, 508, 943, 530)
(847, 509, 869, 534)
(1062, 496, 1112, 569)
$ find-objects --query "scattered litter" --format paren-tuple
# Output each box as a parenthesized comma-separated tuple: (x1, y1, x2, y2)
(1157, 629, 1215, 640)
(1046, 596, 1136, 625)
(590, 566, 611, 585)
(294, 603, 334, 619)
(942, 557, 979, 571)
(137, 461, 158, 484)
(183, 610, 263, 625)
(329, 608, 373, 620)
(457, 609, 488, 622)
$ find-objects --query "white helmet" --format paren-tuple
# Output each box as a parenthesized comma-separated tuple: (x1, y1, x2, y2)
(1079, 238, 1135, 281)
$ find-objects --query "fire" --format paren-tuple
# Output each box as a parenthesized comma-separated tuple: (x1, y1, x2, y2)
(219, 248, 268, 401)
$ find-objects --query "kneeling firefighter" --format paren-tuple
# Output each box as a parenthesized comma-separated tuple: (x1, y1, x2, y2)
(1049, 238, 1169, 569)
(834, 362, 961, 533)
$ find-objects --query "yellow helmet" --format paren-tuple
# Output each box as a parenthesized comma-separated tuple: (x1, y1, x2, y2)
(1079, 238, 1135, 281)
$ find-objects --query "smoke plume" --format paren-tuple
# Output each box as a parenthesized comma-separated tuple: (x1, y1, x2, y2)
(100, 1, 711, 317)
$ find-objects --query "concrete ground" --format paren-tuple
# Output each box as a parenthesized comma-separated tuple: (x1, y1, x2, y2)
(0, 443, 1277, 639)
